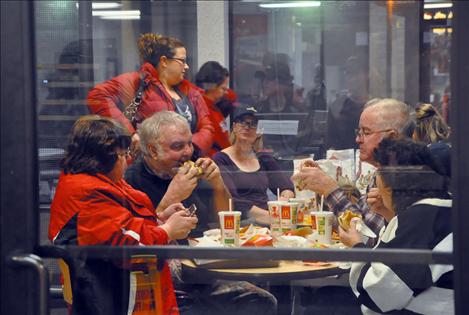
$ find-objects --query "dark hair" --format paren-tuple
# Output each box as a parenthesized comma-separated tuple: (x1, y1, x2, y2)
(373, 138, 449, 213)
(194, 61, 229, 89)
(137, 33, 185, 67)
(60, 115, 131, 175)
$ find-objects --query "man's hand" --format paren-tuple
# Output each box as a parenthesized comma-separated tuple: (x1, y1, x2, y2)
(195, 158, 223, 185)
(165, 165, 199, 203)
(160, 209, 198, 240)
(339, 218, 363, 247)
(291, 165, 339, 197)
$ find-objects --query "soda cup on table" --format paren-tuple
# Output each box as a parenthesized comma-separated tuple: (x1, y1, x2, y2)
(280, 201, 298, 232)
(288, 198, 311, 226)
(218, 211, 241, 247)
(268, 201, 282, 236)
(311, 211, 334, 244)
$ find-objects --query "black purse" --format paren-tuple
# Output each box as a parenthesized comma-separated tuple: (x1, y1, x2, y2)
(123, 72, 149, 127)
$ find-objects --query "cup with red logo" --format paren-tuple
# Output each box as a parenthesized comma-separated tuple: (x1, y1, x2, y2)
(289, 198, 312, 226)
(268, 201, 282, 236)
(218, 211, 241, 247)
(279, 201, 298, 232)
(310, 211, 334, 244)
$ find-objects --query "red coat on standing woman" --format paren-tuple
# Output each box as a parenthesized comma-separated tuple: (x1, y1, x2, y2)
(88, 62, 214, 156)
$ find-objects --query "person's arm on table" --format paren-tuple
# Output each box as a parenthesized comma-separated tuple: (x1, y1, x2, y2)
(262, 154, 295, 200)
(248, 206, 271, 225)
(327, 188, 385, 238)
(78, 195, 197, 244)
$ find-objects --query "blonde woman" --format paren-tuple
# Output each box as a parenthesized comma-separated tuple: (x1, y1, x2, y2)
(413, 103, 451, 144)
(213, 105, 295, 224)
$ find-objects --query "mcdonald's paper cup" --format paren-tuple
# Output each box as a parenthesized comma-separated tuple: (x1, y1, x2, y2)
(311, 211, 334, 244)
(268, 201, 282, 236)
(218, 211, 241, 247)
(289, 198, 312, 226)
(280, 201, 298, 232)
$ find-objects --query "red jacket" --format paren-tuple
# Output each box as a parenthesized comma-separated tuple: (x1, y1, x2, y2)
(88, 62, 214, 155)
(49, 172, 179, 314)
(201, 88, 237, 157)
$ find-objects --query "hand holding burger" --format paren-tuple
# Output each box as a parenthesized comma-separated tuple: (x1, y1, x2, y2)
(338, 210, 362, 230)
(338, 217, 363, 247)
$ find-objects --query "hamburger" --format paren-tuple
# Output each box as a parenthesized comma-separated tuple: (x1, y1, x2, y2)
(181, 160, 203, 176)
(338, 210, 362, 230)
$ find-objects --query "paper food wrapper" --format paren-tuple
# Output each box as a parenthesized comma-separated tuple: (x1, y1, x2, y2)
(273, 235, 313, 248)
(197, 225, 271, 247)
(355, 163, 376, 194)
(326, 149, 355, 161)
(315, 159, 355, 187)
(293, 158, 317, 203)
(351, 217, 377, 245)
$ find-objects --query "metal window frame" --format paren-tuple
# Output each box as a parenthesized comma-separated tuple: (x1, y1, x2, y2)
(1, 1, 468, 314)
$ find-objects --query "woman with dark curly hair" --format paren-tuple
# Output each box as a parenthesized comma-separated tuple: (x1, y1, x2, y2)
(195, 61, 238, 156)
(88, 33, 214, 157)
(49, 115, 197, 315)
(340, 138, 453, 315)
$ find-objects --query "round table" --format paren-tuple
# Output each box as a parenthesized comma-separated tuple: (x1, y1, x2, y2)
(181, 259, 348, 283)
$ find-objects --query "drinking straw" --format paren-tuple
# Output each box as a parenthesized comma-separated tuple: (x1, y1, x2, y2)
(277, 188, 280, 201)
(229, 198, 233, 212)
(320, 195, 324, 212)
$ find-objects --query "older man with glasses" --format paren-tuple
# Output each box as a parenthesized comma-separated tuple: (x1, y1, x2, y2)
(292, 98, 415, 242)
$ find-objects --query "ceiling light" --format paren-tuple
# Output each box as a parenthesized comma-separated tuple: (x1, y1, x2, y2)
(92, 2, 122, 10)
(92, 10, 140, 17)
(259, 1, 321, 9)
(101, 15, 140, 20)
(423, 3, 453, 9)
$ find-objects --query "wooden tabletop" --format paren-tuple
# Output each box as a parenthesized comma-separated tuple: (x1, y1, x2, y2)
(181, 259, 349, 283)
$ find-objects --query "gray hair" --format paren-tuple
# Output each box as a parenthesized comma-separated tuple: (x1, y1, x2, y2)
(364, 98, 415, 138)
(138, 111, 190, 156)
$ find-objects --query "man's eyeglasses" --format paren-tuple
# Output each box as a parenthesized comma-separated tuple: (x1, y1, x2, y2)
(168, 57, 188, 65)
(355, 128, 393, 138)
(236, 120, 258, 129)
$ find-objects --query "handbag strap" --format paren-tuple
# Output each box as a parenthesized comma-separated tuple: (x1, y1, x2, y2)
(123, 72, 149, 124)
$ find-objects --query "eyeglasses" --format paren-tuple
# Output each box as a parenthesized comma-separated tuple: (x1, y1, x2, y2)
(355, 128, 393, 138)
(168, 57, 188, 65)
(236, 120, 258, 129)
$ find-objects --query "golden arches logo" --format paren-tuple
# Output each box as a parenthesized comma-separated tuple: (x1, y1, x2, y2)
(224, 216, 235, 229)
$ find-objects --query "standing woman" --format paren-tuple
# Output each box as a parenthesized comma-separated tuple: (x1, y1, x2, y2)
(195, 61, 237, 156)
(88, 33, 214, 157)
(49, 115, 197, 314)
(213, 105, 294, 224)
